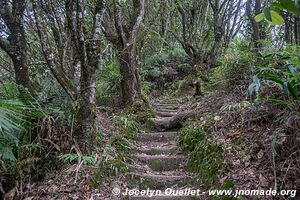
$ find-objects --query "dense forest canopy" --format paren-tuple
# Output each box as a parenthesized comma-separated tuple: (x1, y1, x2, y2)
(0, 0, 299, 199)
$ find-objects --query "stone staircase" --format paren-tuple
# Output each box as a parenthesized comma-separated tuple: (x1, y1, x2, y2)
(124, 99, 203, 200)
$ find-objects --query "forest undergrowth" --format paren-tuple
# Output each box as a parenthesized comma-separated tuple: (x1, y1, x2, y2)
(1, 0, 300, 199)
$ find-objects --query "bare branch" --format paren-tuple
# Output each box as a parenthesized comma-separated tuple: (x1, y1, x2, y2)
(32, 0, 77, 100)
(129, 0, 145, 44)
(0, 37, 13, 56)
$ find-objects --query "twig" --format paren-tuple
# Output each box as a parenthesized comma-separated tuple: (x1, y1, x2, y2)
(272, 150, 277, 190)
(74, 160, 84, 184)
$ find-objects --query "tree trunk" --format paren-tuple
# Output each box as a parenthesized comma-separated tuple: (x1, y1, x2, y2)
(101, 0, 145, 107)
(76, 62, 97, 152)
(283, 13, 292, 44)
(118, 47, 141, 106)
(210, 26, 223, 67)
(0, 0, 32, 93)
(10, 23, 31, 91)
(294, 16, 300, 45)
(209, 0, 223, 67)
(11, 53, 31, 91)
(246, 0, 262, 50)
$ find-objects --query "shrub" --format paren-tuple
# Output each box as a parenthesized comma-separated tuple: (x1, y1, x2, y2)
(97, 58, 122, 99)
(112, 114, 141, 139)
(178, 124, 228, 188)
(210, 39, 257, 90)
(90, 135, 131, 187)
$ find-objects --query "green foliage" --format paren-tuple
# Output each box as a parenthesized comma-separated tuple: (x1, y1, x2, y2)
(0, 84, 43, 164)
(249, 64, 300, 111)
(178, 124, 228, 188)
(255, 0, 299, 25)
(176, 74, 196, 97)
(97, 59, 122, 98)
(248, 46, 300, 112)
(143, 45, 186, 66)
(210, 39, 256, 90)
(248, 75, 261, 104)
(255, 9, 284, 25)
(109, 135, 133, 154)
(220, 101, 251, 112)
(58, 153, 96, 165)
(0, 83, 76, 188)
(141, 45, 186, 77)
(272, 0, 300, 16)
(91, 135, 130, 187)
(112, 114, 141, 139)
(141, 81, 152, 96)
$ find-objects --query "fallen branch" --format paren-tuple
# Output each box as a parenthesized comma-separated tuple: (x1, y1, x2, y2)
(151, 110, 196, 131)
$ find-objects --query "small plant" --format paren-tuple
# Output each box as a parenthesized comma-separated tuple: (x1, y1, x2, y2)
(210, 39, 256, 90)
(90, 135, 130, 188)
(109, 135, 133, 154)
(112, 114, 141, 139)
(220, 101, 251, 112)
(178, 124, 228, 188)
(97, 58, 122, 99)
(248, 60, 300, 112)
(58, 153, 96, 165)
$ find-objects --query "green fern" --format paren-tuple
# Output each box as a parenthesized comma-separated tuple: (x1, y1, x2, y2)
(220, 101, 251, 112)
(58, 153, 97, 165)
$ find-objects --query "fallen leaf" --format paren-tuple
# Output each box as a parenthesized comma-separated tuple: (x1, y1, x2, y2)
(257, 150, 264, 159)
(259, 174, 269, 187)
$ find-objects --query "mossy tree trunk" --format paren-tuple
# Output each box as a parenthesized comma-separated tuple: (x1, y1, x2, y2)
(118, 48, 141, 105)
(0, 0, 32, 93)
(65, 0, 103, 152)
(102, 0, 145, 106)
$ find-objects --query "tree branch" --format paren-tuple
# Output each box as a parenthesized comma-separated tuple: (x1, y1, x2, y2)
(32, 0, 77, 100)
(101, 11, 120, 45)
(129, 0, 145, 45)
(0, 37, 13, 56)
(114, 2, 128, 45)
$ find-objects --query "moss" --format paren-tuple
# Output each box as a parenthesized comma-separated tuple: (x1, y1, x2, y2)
(176, 75, 195, 97)
(177, 123, 230, 188)
(90, 135, 131, 188)
(126, 173, 199, 189)
(147, 158, 181, 171)
(123, 98, 155, 125)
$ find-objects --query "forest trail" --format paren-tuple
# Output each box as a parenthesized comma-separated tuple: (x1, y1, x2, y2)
(124, 98, 200, 200)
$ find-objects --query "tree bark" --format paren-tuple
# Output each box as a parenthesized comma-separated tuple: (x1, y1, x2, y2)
(32, 0, 77, 100)
(102, 0, 145, 106)
(246, 0, 262, 50)
(76, 45, 98, 151)
(0, 0, 32, 93)
(65, 0, 103, 152)
(118, 48, 141, 105)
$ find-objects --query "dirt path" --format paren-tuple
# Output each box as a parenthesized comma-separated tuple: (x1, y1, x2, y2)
(124, 98, 201, 200)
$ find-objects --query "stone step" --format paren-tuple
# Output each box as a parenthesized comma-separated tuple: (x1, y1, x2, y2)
(133, 154, 185, 171)
(126, 173, 197, 189)
(128, 192, 203, 200)
(156, 111, 176, 117)
(134, 141, 177, 150)
(156, 99, 178, 103)
(136, 132, 177, 143)
(154, 104, 179, 109)
(136, 145, 179, 155)
(155, 108, 179, 113)
(152, 101, 179, 106)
